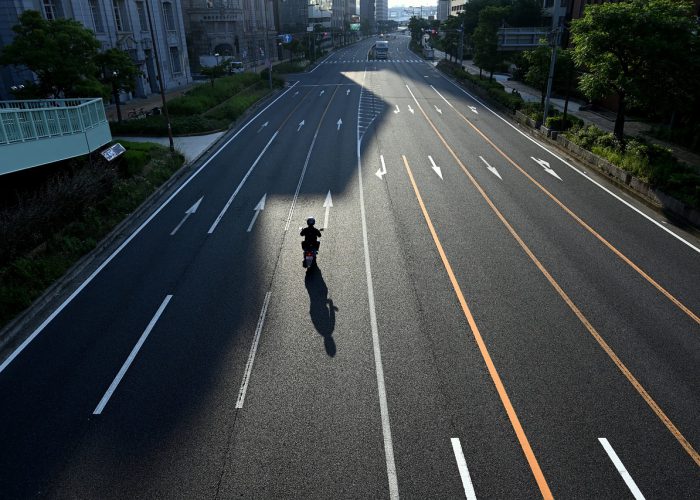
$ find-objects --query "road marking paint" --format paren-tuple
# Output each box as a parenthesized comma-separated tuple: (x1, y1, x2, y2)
(451, 438, 478, 499)
(479, 156, 502, 180)
(403, 155, 552, 499)
(357, 68, 399, 500)
(170, 196, 203, 235)
(430, 86, 699, 325)
(599, 438, 645, 499)
(208, 131, 278, 234)
(433, 75, 700, 255)
(284, 86, 340, 231)
(407, 84, 700, 468)
(236, 292, 271, 409)
(0, 82, 299, 376)
(246, 194, 267, 232)
(93, 295, 172, 414)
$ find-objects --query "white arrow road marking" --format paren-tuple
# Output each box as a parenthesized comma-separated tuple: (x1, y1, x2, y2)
(408, 105, 414, 114)
(94, 295, 173, 414)
(257, 121, 268, 133)
(469, 106, 478, 114)
(337, 118, 343, 130)
(434, 105, 442, 115)
(323, 190, 333, 229)
(208, 132, 278, 234)
(320, 90, 325, 96)
(531, 156, 562, 180)
(346, 89, 350, 95)
(170, 197, 203, 235)
(297, 120, 305, 131)
(479, 156, 502, 180)
(376, 154, 387, 179)
(599, 438, 645, 500)
(294, 91, 299, 96)
(428, 155, 443, 180)
(394, 104, 400, 114)
(247, 194, 267, 232)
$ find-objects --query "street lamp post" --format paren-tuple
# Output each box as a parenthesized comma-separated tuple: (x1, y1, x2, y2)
(263, 0, 272, 89)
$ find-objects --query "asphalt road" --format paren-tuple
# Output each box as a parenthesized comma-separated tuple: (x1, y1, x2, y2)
(1, 35, 698, 499)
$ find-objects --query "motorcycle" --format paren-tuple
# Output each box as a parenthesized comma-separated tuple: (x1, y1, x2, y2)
(301, 228, 323, 269)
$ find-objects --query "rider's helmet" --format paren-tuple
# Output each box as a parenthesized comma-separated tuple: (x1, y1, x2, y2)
(306, 216, 316, 226)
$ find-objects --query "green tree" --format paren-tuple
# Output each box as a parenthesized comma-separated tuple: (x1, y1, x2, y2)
(473, 5, 510, 80)
(0, 10, 102, 98)
(408, 16, 430, 44)
(507, 0, 545, 27)
(523, 43, 577, 119)
(570, 0, 696, 141)
(96, 49, 139, 123)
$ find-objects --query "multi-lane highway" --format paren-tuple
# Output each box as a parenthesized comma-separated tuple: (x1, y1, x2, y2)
(1, 36, 698, 498)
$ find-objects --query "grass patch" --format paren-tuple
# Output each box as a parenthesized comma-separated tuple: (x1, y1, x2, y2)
(0, 141, 184, 329)
(110, 73, 280, 136)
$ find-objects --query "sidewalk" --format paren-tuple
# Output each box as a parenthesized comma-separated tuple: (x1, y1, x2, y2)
(431, 49, 700, 168)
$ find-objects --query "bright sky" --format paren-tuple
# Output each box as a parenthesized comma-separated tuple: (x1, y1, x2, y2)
(388, 1, 438, 8)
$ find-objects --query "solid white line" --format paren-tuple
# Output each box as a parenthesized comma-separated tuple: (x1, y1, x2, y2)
(433, 74, 700, 254)
(599, 438, 645, 500)
(451, 438, 477, 500)
(208, 131, 278, 234)
(235, 291, 271, 409)
(357, 68, 399, 500)
(93, 295, 172, 414)
(0, 83, 299, 376)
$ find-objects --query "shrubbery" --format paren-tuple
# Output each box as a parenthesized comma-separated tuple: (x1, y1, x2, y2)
(0, 142, 184, 327)
(566, 125, 700, 208)
(271, 61, 308, 74)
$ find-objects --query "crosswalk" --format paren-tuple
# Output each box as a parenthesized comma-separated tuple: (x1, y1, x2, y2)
(324, 59, 425, 64)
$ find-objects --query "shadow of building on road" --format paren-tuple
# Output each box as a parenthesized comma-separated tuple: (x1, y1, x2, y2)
(304, 266, 338, 357)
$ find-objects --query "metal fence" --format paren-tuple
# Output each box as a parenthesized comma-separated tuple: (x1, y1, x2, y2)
(0, 98, 107, 145)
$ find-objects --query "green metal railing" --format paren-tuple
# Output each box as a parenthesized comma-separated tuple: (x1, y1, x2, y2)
(0, 98, 107, 145)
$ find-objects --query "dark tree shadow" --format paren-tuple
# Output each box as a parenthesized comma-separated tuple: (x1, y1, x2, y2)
(304, 266, 338, 357)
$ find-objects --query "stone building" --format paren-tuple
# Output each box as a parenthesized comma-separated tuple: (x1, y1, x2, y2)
(0, 0, 192, 99)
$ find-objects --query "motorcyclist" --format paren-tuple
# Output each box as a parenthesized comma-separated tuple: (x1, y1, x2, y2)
(300, 216, 322, 267)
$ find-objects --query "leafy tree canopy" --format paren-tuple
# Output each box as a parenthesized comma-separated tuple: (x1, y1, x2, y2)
(0, 10, 102, 98)
(473, 5, 510, 79)
(570, 0, 697, 139)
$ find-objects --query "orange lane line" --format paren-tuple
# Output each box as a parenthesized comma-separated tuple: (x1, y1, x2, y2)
(451, 104, 699, 326)
(402, 155, 554, 499)
(407, 91, 700, 468)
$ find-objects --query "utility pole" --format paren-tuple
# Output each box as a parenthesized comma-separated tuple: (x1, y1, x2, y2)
(263, 0, 272, 89)
(144, 0, 174, 152)
(542, 1, 561, 128)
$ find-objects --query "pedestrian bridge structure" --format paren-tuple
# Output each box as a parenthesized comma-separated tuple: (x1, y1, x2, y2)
(0, 98, 112, 176)
(498, 27, 549, 50)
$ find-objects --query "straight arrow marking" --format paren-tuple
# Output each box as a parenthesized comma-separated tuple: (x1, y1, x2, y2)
(323, 190, 333, 229)
(479, 156, 502, 180)
(531, 156, 562, 181)
(428, 155, 443, 180)
(376, 154, 387, 179)
(337, 118, 343, 130)
(247, 194, 267, 232)
(408, 105, 415, 114)
(257, 121, 268, 133)
(171, 197, 203, 235)
(297, 120, 305, 131)
(434, 105, 442, 114)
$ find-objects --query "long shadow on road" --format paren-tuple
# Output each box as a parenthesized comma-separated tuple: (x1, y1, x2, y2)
(305, 266, 338, 357)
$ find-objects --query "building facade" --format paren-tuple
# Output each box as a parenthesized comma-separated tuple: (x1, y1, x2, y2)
(183, 0, 276, 72)
(437, 0, 449, 21)
(375, 0, 387, 22)
(359, 0, 375, 33)
(0, 1, 192, 100)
